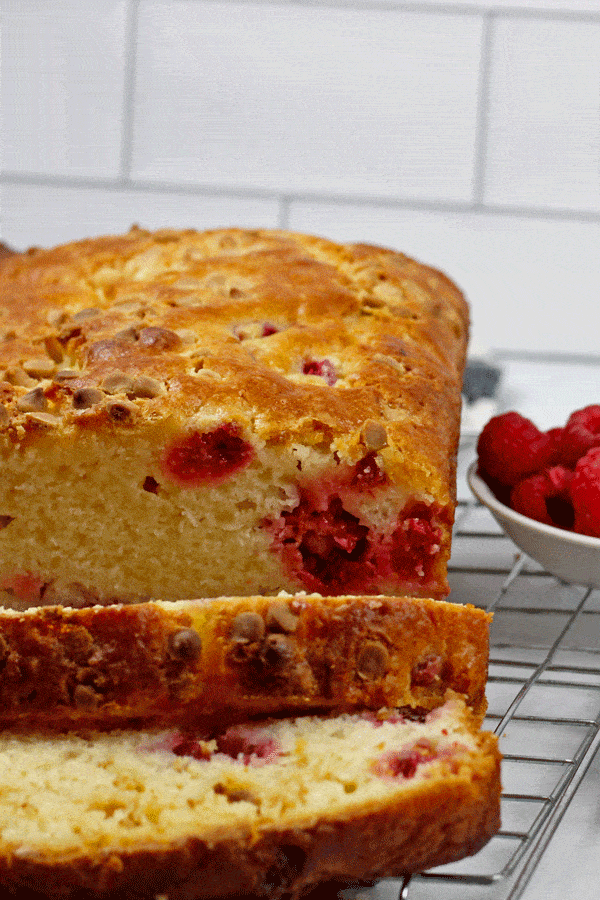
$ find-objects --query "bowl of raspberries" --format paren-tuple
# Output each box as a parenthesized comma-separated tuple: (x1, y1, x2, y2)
(468, 404, 600, 587)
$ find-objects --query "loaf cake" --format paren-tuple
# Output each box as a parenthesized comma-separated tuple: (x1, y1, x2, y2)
(0, 695, 500, 899)
(0, 227, 468, 606)
(0, 593, 490, 731)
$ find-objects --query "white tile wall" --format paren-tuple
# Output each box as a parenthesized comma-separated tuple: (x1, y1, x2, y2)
(2, 0, 600, 355)
(286, 201, 600, 355)
(484, 16, 600, 211)
(2, 0, 130, 177)
(0, 182, 279, 248)
(399, 1, 600, 9)
(131, 2, 483, 200)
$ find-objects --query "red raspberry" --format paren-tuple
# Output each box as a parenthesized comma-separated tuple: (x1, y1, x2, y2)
(215, 726, 281, 765)
(373, 740, 437, 779)
(545, 427, 564, 465)
(172, 737, 211, 761)
(0, 572, 45, 604)
(351, 451, 388, 488)
(161, 424, 254, 486)
(302, 358, 337, 386)
(559, 405, 600, 468)
(570, 447, 600, 537)
(477, 412, 554, 486)
(510, 466, 574, 529)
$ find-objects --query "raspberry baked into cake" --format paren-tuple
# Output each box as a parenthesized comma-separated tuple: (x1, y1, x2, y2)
(0, 228, 468, 607)
(0, 697, 500, 899)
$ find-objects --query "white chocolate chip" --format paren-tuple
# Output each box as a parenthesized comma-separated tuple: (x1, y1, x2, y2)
(24, 411, 60, 427)
(5, 366, 36, 388)
(175, 329, 196, 345)
(131, 375, 162, 398)
(168, 628, 202, 660)
(106, 398, 137, 423)
(357, 641, 390, 680)
(362, 421, 388, 450)
(43, 335, 64, 363)
(231, 611, 265, 643)
(53, 369, 81, 384)
(46, 308, 67, 327)
(101, 371, 134, 394)
(17, 387, 47, 413)
(114, 326, 138, 342)
(266, 602, 299, 633)
(23, 357, 56, 379)
(72, 307, 100, 321)
(193, 368, 221, 381)
(73, 387, 104, 410)
(114, 298, 144, 315)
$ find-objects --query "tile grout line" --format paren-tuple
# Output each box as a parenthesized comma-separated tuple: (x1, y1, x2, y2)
(3, 172, 600, 225)
(278, 198, 292, 230)
(176, 0, 600, 23)
(472, 11, 494, 205)
(119, 0, 141, 182)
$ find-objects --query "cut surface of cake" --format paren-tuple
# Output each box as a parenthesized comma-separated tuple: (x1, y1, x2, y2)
(0, 228, 469, 606)
(0, 593, 490, 730)
(0, 696, 500, 899)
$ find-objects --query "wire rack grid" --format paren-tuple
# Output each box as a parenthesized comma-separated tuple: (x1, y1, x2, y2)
(345, 440, 600, 900)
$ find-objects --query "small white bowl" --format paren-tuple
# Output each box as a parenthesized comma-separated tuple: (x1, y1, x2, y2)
(467, 461, 600, 588)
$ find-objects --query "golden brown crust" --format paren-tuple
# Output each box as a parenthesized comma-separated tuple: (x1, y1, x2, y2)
(0, 227, 468, 494)
(0, 731, 500, 900)
(0, 242, 17, 261)
(0, 595, 490, 730)
(0, 233, 486, 900)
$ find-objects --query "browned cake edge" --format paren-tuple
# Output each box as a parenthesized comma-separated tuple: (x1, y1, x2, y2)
(0, 730, 500, 900)
(0, 594, 491, 731)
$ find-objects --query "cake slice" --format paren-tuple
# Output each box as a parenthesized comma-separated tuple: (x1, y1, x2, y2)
(0, 695, 500, 899)
(0, 594, 490, 730)
(0, 227, 468, 606)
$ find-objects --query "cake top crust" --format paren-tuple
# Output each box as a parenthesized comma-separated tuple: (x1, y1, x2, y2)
(0, 227, 468, 484)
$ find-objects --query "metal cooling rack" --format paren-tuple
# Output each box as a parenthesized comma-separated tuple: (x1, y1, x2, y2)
(347, 439, 600, 900)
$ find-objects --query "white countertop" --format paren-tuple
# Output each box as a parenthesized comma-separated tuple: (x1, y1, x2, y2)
(520, 744, 600, 900)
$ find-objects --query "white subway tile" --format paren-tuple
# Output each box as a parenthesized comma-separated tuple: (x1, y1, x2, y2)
(132, 1, 483, 202)
(374, 1, 600, 10)
(485, 16, 600, 211)
(2, 0, 129, 178)
(287, 200, 600, 355)
(0, 183, 280, 250)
